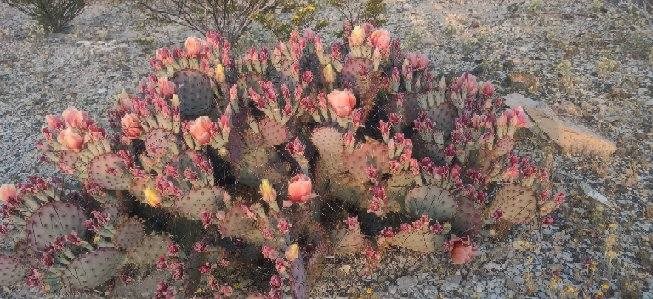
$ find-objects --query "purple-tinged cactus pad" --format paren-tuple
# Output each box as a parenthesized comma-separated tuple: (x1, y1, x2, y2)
(380, 228, 442, 253)
(113, 217, 146, 250)
(258, 117, 290, 147)
(333, 229, 367, 256)
(110, 271, 169, 298)
(88, 153, 131, 190)
(427, 102, 458, 136)
(144, 129, 177, 161)
(174, 187, 229, 220)
(26, 201, 86, 250)
(172, 70, 216, 119)
(61, 248, 124, 289)
(0, 254, 26, 286)
(126, 234, 171, 267)
(405, 186, 457, 221)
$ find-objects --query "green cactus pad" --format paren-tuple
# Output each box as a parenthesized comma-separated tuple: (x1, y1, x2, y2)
(489, 185, 539, 224)
(258, 117, 290, 147)
(0, 254, 26, 286)
(88, 153, 131, 190)
(126, 234, 172, 267)
(26, 201, 86, 250)
(113, 217, 145, 250)
(61, 248, 124, 289)
(174, 187, 229, 220)
(405, 186, 457, 221)
(172, 70, 216, 119)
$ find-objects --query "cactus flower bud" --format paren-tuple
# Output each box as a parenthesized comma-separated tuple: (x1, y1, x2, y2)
(369, 29, 391, 53)
(214, 64, 226, 83)
(121, 113, 142, 139)
(62, 107, 87, 128)
(144, 187, 161, 207)
(284, 244, 299, 261)
(448, 237, 475, 265)
(158, 78, 176, 97)
(327, 89, 356, 117)
(0, 184, 17, 203)
(184, 36, 203, 56)
(45, 115, 63, 130)
(188, 116, 214, 145)
(287, 174, 313, 204)
(259, 179, 276, 203)
(349, 25, 366, 46)
(57, 128, 84, 152)
(323, 64, 336, 84)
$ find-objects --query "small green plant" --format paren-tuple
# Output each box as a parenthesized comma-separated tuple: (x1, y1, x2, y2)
(2, 0, 85, 33)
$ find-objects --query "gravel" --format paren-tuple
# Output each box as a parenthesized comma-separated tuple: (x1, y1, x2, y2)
(1, 0, 651, 298)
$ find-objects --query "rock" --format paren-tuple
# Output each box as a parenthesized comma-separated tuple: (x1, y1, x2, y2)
(504, 93, 617, 158)
(580, 182, 612, 208)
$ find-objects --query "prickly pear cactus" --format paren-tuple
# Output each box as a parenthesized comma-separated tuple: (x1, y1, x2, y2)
(405, 185, 457, 221)
(61, 248, 124, 289)
(0, 24, 565, 297)
(0, 254, 26, 286)
(26, 201, 86, 250)
(172, 70, 217, 119)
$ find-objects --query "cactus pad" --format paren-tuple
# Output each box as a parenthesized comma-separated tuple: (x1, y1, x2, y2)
(26, 201, 86, 250)
(333, 229, 367, 256)
(174, 187, 230, 220)
(110, 272, 168, 298)
(381, 228, 442, 253)
(427, 102, 457, 136)
(0, 254, 26, 286)
(311, 127, 343, 160)
(88, 154, 131, 190)
(453, 198, 483, 235)
(113, 217, 145, 250)
(489, 185, 543, 224)
(144, 129, 177, 160)
(61, 248, 124, 289)
(405, 186, 457, 221)
(126, 234, 172, 267)
(258, 117, 290, 147)
(172, 70, 216, 118)
(219, 207, 264, 245)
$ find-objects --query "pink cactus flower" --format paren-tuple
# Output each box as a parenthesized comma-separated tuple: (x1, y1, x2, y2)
(0, 184, 17, 203)
(120, 113, 142, 139)
(158, 78, 176, 97)
(184, 36, 203, 56)
(449, 237, 475, 265)
(287, 174, 313, 204)
(480, 81, 495, 97)
(45, 115, 63, 130)
(188, 116, 215, 145)
(369, 29, 391, 52)
(57, 128, 84, 151)
(327, 89, 356, 117)
(511, 106, 528, 128)
(349, 25, 366, 46)
(61, 107, 87, 128)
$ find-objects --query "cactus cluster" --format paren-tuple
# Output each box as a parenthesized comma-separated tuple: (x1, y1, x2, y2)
(0, 23, 564, 298)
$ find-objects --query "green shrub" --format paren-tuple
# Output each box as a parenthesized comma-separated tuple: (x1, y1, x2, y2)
(2, 0, 85, 33)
